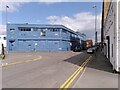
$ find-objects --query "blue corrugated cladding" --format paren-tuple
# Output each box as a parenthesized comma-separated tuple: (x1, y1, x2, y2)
(7, 24, 79, 52)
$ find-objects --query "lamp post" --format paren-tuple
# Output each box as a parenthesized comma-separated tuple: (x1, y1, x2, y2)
(6, 5, 9, 54)
(92, 5, 98, 45)
(6, 5, 9, 25)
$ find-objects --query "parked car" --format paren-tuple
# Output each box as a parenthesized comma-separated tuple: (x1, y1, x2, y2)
(87, 48, 94, 54)
(87, 46, 98, 54)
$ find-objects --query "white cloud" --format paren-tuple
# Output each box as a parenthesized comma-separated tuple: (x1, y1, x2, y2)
(0, 25, 6, 35)
(46, 12, 102, 44)
(0, 0, 66, 13)
(0, 1, 25, 12)
(0, 0, 60, 13)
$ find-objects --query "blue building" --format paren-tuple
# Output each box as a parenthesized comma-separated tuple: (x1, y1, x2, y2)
(7, 24, 82, 52)
(75, 32, 87, 49)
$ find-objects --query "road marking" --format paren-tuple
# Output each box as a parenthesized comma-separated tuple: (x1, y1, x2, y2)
(72, 66, 87, 88)
(64, 63, 88, 89)
(0, 56, 42, 68)
(59, 56, 92, 90)
(59, 56, 90, 89)
(59, 58, 89, 89)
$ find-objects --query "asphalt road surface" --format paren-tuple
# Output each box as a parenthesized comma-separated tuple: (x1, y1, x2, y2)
(2, 50, 118, 89)
(2, 51, 90, 88)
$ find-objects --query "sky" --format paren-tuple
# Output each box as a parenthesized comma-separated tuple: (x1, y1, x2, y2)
(0, 1, 103, 43)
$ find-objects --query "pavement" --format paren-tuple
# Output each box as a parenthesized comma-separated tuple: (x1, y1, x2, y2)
(72, 49, 118, 88)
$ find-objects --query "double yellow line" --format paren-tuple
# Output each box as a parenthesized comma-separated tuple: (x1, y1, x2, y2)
(0, 56, 42, 68)
(59, 56, 92, 90)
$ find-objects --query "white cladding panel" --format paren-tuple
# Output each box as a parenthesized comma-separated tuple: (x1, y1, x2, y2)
(103, 1, 119, 71)
(118, 1, 120, 70)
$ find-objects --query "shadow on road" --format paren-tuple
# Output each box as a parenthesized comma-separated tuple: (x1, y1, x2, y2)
(64, 49, 114, 73)
(64, 51, 91, 66)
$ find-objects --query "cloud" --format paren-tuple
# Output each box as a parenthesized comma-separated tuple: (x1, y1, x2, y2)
(0, 1, 25, 12)
(0, 0, 62, 13)
(46, 12, 102, 44)
(0, 25, 6, 34)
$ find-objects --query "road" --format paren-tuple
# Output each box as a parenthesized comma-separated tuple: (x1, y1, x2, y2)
(2, 50, 118, 89)
(2, 51, 90, 88)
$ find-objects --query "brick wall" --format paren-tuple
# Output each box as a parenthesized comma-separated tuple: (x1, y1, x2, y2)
(104, 1, 110, 23)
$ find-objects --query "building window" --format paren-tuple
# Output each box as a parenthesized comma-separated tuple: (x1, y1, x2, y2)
(33, 29, 37, 31)
(72, 34, 75, 37)
(3, 37, 6, 40)
(28, 44, 31, 46)
(40, 30, 46, 36)
(55, 33, 58, 36)
(75, 35, 77, 38)
(38, 29, 41, 31)
(27, 29, 31, 31)
(31, 28, 34, 31)
(10, 28, 15, 32)
(55, 42, 58, 44)
(19, 27, 31, 31)
(62, 29, 67, 33)
(49, 28, 60, 32)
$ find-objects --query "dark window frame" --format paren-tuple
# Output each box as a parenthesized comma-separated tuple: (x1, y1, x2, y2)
(40, 30, 46, 36)
(10, 28, 15, 32)
(3, 37, 6, 40)
(112, 44, 113, 57)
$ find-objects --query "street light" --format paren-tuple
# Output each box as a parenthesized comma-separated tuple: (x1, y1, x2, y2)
(92, 5, 98, 45)
(6, 5, 9, 25)
(6, 5, 9, 54)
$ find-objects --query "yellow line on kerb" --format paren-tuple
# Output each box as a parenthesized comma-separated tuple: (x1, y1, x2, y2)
(59, 56, 92, 90)
(0, 56, 42, 68)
